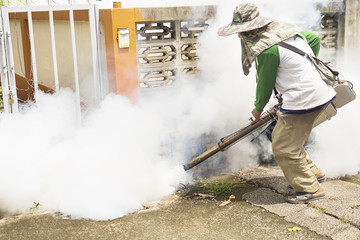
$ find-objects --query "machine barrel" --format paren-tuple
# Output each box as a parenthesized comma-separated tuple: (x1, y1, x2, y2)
(183, 106, 279, 171)
(183, 145, 221, 171)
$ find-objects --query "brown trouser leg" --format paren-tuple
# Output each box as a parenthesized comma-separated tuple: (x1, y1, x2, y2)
(272, 109, 322, 193)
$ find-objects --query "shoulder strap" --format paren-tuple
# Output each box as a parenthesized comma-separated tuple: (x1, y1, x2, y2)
(277, 41, 309, 58)
(278, 41, 339, 86)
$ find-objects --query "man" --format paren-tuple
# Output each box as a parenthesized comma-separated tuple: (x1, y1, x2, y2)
(218, 3, 336, 203)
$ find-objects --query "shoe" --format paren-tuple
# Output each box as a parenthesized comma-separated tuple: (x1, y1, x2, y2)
(286, 192, 325, 204)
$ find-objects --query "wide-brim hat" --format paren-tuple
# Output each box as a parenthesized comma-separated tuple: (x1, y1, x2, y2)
(218, 3, 272, 36)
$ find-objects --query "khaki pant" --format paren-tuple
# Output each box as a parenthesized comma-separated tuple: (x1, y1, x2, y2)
(272, 109, 322, 193)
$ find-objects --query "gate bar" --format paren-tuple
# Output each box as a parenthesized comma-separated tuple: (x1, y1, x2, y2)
(5, 31, 19, 112)
(69, 0, 82, 124)
(94, 3, 103, 101)
(25, 0, 40, 103)
(0, 29, 11, 113)
(88, 0, 100, 103)
(6, 5, 95, 13)
(1, 7, 19, 113)
(48, 0, 59, 92)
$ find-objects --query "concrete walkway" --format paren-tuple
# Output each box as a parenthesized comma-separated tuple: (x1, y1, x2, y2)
(0, 166, 359, 240)
(239, 166, 360, 240)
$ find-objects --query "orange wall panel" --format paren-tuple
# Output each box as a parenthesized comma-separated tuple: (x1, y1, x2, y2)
(100, 8, 152, 102)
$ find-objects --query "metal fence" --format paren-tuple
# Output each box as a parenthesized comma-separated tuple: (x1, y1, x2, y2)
(0, 0, 102, 123)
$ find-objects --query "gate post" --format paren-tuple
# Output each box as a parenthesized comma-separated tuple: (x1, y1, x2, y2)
(0, 6, 19, 113)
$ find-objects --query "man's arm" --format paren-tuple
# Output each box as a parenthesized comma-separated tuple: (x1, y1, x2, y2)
(254, 45, 279, 119)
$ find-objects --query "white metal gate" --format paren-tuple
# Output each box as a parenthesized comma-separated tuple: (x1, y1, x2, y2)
(0, 0, 102, 122)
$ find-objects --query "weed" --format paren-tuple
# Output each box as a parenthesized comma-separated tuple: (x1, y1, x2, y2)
(342, 218, 350, 224)
(308, 204, 326, 213)
(316, 206, 326, 213)
(30, 202, 41, 211)
(207, 183, 238, 195)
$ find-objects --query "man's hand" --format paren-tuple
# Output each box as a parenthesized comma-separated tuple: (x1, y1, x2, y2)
(252, 108, 263, 121)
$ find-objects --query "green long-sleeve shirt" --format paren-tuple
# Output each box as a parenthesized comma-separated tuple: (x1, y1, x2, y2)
(254, 31, 321, 112)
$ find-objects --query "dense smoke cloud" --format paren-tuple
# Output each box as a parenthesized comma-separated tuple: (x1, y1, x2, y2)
(0, 90, 188, 220)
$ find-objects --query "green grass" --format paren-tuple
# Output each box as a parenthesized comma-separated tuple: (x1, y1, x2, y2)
(207, 183, 239, 195)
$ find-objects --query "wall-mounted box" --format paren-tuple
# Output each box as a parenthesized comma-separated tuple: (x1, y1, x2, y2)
(118, 28, 130, 48)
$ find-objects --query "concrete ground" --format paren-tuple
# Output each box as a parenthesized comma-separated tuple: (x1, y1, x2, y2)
(0, 166, 359, 240)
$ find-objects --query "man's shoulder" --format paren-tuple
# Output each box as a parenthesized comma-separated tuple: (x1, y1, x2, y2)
(259, 45, 279, 57)
(300, 31, 320, 41)
(256, 45, 280, 66)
